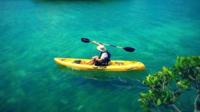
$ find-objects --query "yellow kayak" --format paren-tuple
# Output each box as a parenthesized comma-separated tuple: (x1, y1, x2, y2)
(54, 58, 145, 72)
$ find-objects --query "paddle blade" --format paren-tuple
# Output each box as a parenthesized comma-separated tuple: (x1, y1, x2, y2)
(81, 38, 90, 43)
(123, 47, 135, 52)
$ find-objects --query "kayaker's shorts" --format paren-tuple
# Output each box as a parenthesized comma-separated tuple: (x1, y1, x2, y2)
(95, 61, 107, 66)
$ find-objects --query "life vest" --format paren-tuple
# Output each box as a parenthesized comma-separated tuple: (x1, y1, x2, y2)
(95, 51, 111, 66)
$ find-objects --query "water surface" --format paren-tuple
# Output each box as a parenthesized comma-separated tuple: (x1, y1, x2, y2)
(0, 0, 200, 112)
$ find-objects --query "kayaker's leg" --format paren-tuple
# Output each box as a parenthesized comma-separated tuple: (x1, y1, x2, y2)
(87, 56, 98, 64)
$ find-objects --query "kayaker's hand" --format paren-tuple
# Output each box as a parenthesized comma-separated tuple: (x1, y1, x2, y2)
(92, 56, 98, 59)
(92, 41, 101, 46)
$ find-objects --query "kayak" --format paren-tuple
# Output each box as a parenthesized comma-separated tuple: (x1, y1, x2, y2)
(54, 58, 145, 71)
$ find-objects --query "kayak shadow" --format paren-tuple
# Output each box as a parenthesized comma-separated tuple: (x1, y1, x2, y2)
(71, 75, 147, 90)
(55, 65, 148, 90)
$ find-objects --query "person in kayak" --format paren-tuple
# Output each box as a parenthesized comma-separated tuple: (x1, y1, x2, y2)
(88, 41, 111, 66)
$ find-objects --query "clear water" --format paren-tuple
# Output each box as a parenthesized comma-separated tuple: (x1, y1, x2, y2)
(0, 0, 200, 112)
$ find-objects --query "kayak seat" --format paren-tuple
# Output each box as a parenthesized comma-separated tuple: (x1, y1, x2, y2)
(73, 60, 81, 64)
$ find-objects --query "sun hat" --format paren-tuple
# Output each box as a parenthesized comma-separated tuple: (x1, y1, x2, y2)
(97, 45, 107, 52)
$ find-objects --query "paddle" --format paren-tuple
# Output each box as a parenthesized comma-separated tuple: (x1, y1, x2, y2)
(81, 38, 135, 52)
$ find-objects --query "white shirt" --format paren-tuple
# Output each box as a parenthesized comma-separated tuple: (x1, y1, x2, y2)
(100, 52, 108, 59)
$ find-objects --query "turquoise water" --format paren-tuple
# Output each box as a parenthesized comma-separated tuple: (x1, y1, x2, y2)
(0, 0, 200, 112)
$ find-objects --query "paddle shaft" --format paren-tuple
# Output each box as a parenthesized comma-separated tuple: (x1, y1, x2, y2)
(81, 38, 135, 52)
(91, 41, 123, 49)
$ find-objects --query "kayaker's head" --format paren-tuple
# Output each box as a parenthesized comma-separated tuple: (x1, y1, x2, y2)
(97, 45, 107, 52)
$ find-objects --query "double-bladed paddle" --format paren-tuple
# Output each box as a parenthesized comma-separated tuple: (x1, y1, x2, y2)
(81, 38, 135, 52)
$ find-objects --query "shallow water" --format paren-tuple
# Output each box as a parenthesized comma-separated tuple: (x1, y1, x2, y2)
(0, 0, 200, 112)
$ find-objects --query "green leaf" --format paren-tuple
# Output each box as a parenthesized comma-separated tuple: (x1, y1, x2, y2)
(156, 99, 161, 106)
(140, 92, 147, 98)
(177, 80, 190, 90)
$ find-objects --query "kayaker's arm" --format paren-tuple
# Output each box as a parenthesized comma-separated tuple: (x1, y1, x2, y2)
(87, 56, 104, 64)
(94, 57, 105, 62)
(91, 41, 103, 46)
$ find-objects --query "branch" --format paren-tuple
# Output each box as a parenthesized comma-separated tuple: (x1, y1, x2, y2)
(162, 81, 165, 90)
(189, 75, 196, 81)
(162, 79, 167, 91)
(171, 104, 182, 112)
(194, 94, 200, 112)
